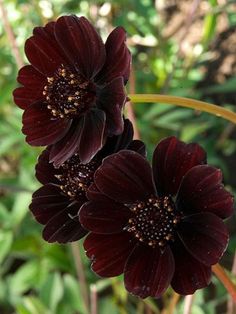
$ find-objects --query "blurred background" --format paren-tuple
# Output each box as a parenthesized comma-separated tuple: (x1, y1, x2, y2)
(0, 0, 236, 313)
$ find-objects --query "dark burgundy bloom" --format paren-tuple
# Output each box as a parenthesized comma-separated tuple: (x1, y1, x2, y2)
(29, 119, 145, 243)
(80, 136, 234, 298)
(13, 15, 131, 165)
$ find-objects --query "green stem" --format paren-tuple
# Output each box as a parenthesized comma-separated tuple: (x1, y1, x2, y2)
(129, 94, 236, 124)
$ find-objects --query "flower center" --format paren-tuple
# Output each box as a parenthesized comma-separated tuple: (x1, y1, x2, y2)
(55, 154, 99, 200)
(126, 196, 182, 248)
(43, 65, 96, 118)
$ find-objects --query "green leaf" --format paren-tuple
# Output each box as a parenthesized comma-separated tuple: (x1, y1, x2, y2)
(40, 272, 64, 313)
(63, 274, 88, 314)
(0, 230, 13, 264)
(16, 296, 51, 314)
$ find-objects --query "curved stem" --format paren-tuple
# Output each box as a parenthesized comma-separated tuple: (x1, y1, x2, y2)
(129, 94, 236, 124)
(212, 264, 236, 303)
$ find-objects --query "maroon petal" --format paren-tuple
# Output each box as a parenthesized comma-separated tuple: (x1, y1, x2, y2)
(124, 245, 174, 298)
(152, 137, 206, 196)
(17, 65, 45, 88)
(98, 77, 125, 136)
(84, 232, 135, 277)
(43, 202, 87, 243)
(178, 212, 229, 266)
(49, 118, 84, 167)
(95, 27, 131, 84)
(171, 239, 211, 295)
(30, 184, 69, 224)
(35, 148, 60, 184)
(86, 183, 111, 202)
(13, 87, 44, 110)
(177, 165, 234, 219)
(128, 140, 146, 157)
(22, 101, 72, 146)
(25, 32, 65, 76)
(78, 109, 106, 164)
(79, 200, 132, 234)
(54, 16, 105, 79)
(94, 150, 156, 204)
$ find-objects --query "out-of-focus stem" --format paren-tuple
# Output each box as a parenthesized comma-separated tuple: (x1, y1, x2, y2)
(90, 284, 98, 314)
(0, 0, 24, 68)
(127, 67, 140, 140)
(227, 253, 236, 314)
(183, 295, 194, 314)
(168, 292, 180, 314)
(212, 264, 236, 303)
(71, 243, 90, 313)
(129, 94, 236, 124)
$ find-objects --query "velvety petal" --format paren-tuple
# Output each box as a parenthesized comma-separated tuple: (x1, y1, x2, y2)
(98, 77, 125, 135)
(49, 118, 84, 167)
(25, 31, 65, 76)
(98, 118, 133, 157)
(78, 109, 106, 164)
(13, 87, 44, 110)
(177, 165, 234, 219)
(178, 212, 229, 266)
(30, 184, 69, 224)
(35, 148, 60, 184)
(152, 137, 206, 196)
(95, 27, 131, 84)
(171, 238, 211, 295)
(42, 201, 87, 243)
(124, 245, 174, 298)
(84, 232, 135, 277)
(79, 200, 132, 234)
(22, 101, 72, 146)
(54, 16, 105, 79)
(17, 65, 45, 88)
(94, 150, 156, 204)
(86, 183, 111, 202)
(128, 140, 146, 157)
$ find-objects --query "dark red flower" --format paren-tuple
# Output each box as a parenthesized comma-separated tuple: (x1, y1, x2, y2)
(79, 136, 234, 298)
(29, 119, 145, 243)
(13, 15, 131, 165)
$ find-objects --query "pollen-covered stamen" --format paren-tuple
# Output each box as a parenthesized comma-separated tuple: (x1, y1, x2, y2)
(55, 154, 100, 200)
(43, 65, 96, 118)
(125, 196, 182, 248)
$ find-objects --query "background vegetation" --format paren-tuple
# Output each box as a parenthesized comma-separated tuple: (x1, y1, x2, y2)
(0, 0, 236, 313)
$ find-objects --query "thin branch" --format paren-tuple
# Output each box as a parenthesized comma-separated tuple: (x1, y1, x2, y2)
(212, 264, 236, 303)
(183, 295, 194, 314)
(129, 94, 236, 125)
(0, 0, 24, 68)
(71, 242, 90, 313)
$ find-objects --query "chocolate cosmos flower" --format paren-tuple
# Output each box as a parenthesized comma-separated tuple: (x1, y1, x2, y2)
(30, 119, 145, 243)
(13, 15, 131, 165)
(80, 136, 234, 298)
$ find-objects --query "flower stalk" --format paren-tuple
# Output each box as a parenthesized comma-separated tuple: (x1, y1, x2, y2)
(129, 94, 236, 124)
(212, 264, 236, 303)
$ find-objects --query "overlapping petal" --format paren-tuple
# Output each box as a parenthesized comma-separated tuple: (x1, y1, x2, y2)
(177, 165, 234, 218)
(22, 102, 72, 146)
(54, 16, 105, 78)
(95, 26, 131, 84)
(152, 136, 206, 196)
(171, 239, 211, 295)
(79, 200, 132, 234)
(94, 150, 156, 203)
(124, 245, 174, 298)
(84, 232, 135, 277)
(177, 212, 229, 266)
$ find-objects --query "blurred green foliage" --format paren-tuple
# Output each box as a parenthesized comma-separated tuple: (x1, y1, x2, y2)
(0, 0, 236, 313)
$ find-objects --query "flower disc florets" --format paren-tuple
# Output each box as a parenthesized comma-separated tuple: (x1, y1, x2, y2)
(126, 196, 181, 247)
